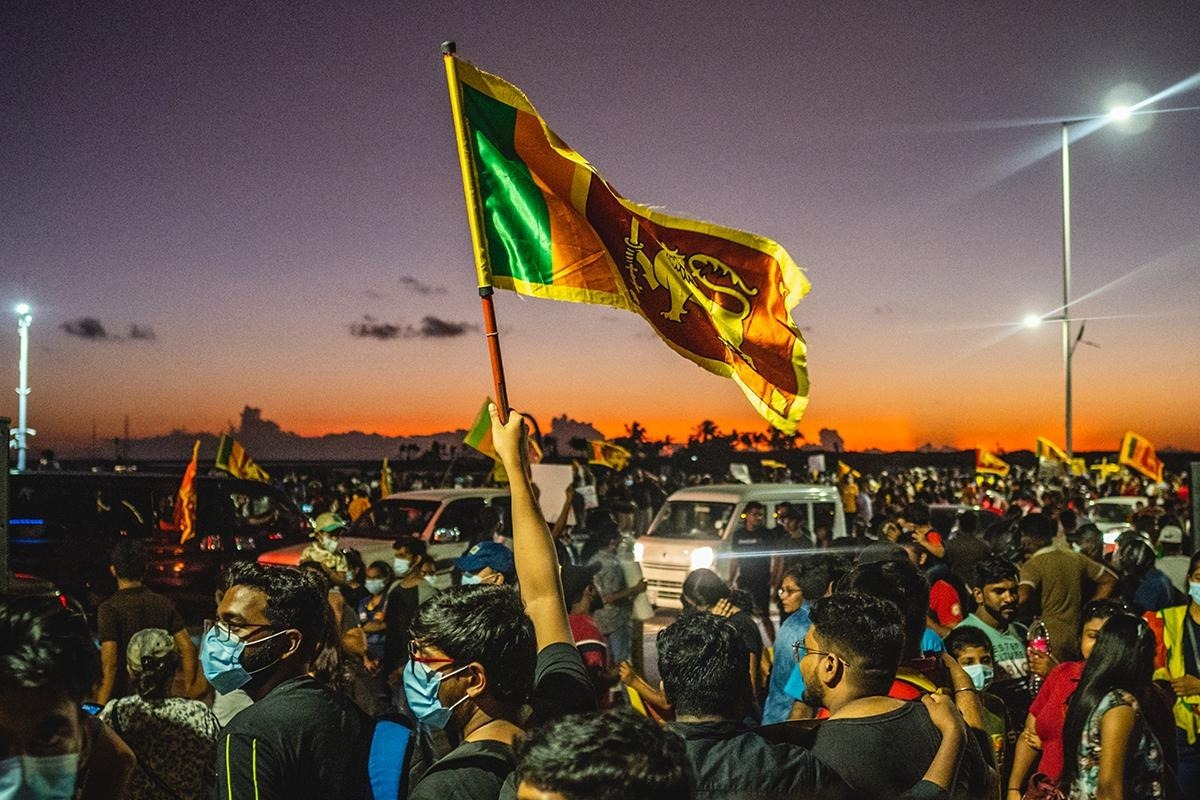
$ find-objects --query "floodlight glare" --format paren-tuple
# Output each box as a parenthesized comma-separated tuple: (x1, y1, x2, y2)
(1108, 105, 1133, 122)
(15, 303, 31, 316)
(1023, 314, 1043, 329)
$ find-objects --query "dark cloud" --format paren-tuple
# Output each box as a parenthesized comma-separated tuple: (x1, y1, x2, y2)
(398, 275, 447, 295)
(362, 289, 386, 300)
(128, 324, 156, 341)
(419, 316, 473, 338)
(873, 304, 895, 315)
(350, 316, 404, 340)
(349, 315, 476, 341)
(60, 317, 108, 339)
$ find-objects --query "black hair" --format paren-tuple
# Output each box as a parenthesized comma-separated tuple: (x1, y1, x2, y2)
(130, 645, 180, 700)
(943, 625, 993, 660)
(515, 709, 695, 800)
(1058, 614, 1156, 792)
(0, 595, 100, 702)
(1018, 513, 1056, 544)
(957, 510, 978, 536)
(656, 612, 748, 718)
(1058, 509, 1077, 532)
(971, 555, 1019, 591)
(366, 560, 394, 582)
(903, 502, 931, 527)
(809, 593, 904, 695)
(110, 537, 147, 580)
(679, 568, 730, 610)
(1079, 599, 1128, 633)
(343, 549, 365, 581)
(217, 559, 259, 594)
(783, 557, 841, 601)
(838, 559, 929, 660)
(743, 501, 765, 514)
(392, 536, 428, 559)
(409, 584, 536, 705)
(228, 563, 330, 662)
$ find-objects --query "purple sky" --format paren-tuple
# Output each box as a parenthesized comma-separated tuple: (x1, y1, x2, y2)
(3, 2, 1199, 454)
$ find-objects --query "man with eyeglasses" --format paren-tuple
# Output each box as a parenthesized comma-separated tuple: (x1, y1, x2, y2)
(803, 592, 993, 799)
(655, 609, 966, 798)
(206, 562, 370, 799)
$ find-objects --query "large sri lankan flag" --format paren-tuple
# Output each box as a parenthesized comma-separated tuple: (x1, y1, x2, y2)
(448, 56, 811, 433)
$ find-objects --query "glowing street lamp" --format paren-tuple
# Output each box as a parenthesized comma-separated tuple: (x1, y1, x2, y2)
(14, 303, 32, 472)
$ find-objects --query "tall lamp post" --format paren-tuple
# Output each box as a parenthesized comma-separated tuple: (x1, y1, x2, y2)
(1057, 106, 1132, 459)
(14, 303, 32, 472)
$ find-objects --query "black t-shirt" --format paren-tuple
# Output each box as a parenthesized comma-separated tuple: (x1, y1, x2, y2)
(668, 719, 853, 799)
(382, 583, 421, 675)
(727, 610, 764, 658)
(811, 701, 988, 800)
(730, 525, 774, 583)
(97, 586, 185, 697)
(214, 675, 370, 800)
(409, 740, 515, 800)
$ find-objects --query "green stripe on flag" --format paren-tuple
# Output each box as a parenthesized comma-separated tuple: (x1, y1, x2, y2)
(215, 434, 233, 471)
(463, 399, 496, 457)
(461, 84, 554, 285)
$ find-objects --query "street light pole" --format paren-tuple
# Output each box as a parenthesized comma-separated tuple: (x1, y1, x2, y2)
(15, 304, 32, 473)
(1061, 123, 1073, 459)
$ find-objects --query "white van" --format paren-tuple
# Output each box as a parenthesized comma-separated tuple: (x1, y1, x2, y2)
(633, 483, 847, 609)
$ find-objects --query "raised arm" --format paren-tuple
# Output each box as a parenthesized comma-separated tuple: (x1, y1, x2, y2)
(490, 404, 572, 649)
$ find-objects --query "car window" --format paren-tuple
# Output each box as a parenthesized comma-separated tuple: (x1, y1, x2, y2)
(647, 501, 735, 540)
(813, 502, 836, 537)
(1092, 503, 1133, 523)
(357, 499, 441, 539)
(434, 498, 487, 541)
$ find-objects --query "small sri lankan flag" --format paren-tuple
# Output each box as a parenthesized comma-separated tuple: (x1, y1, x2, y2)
(588, 440, 631, 471)
(447, 55, 811, 433)
(214, 434, 270, 483)
(464, 398, 543, 481)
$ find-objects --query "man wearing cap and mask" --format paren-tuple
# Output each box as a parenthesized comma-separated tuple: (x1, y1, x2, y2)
(1157, 520, 1192, 592)
(205, 562, 370, 799)
(455, 541, 517, 586)
(300, 512, 352, 585)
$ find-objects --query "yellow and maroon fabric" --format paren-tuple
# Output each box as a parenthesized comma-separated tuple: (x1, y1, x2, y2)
(452, 57, 811, 433)
(1120, 431, 1164, 482)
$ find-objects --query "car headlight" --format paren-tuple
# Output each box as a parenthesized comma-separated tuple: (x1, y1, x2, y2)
(633, 542, 644, 563)
(690, 546, 715, 571)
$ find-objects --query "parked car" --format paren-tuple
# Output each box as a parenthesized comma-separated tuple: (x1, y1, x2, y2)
(7, 471, 309, 620)
(1088, 496, 1149, 545)
(634, 483, 848, 609)
(258, 488, 512, 585)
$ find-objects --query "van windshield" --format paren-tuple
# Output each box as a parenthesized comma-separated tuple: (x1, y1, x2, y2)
(1092, 503, 1134, 524)
(357, 500, 441, 538)
(648, 501, 735, 540)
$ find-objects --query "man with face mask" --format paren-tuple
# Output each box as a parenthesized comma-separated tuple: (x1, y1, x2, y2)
(0, 595, 135, 800)
(455, 541, 517, 586)
(204, 563, 370, 799)
(299, 513, 351, 586)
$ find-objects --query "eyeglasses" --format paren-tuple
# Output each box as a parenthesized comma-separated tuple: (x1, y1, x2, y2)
(777, 586, 802, 597)
(792, 641, 840, 663)
(408, 639, 458, 666)
(203, 618, 282, 643)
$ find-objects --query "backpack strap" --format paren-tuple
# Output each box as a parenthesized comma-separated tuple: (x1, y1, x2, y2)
(367, 716, 414, 800)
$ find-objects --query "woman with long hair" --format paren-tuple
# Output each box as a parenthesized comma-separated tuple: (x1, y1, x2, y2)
(1059, 613, 1165, 799)
(1007, 600, 1128, 799)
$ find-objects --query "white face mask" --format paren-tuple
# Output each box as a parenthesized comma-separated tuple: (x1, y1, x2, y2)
(1189, 581, 1200, 606)
(423, 575, 439, 587)
(321, 536, 340, 554)
(393, 558, 411, 576)
(0, 753, 80, 800)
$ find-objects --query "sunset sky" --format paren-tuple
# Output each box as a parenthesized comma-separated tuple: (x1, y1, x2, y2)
(3, 2, 1199, 456)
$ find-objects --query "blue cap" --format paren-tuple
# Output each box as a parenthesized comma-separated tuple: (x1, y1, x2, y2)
(455, 541, 516, 579)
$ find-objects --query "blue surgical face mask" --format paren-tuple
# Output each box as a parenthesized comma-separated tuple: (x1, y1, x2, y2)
(0, 753, 80, 800)
(962, 662, 994, 691)
(402, 660, 471, 729)
(393, 558, 411, 576)
(1189, 581, 1200, 606)
(459, 572, 483, 586)
(200, 624, 291, 695)
(365, 578, 387, 595)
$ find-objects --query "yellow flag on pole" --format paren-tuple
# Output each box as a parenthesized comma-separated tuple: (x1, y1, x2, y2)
(975, 449, 1011, 477)
(589, 440, 631, 471)
(1035, 437, 1069, 464)
(1119, 431, 1164, 482)
(176, 440, 200, 545)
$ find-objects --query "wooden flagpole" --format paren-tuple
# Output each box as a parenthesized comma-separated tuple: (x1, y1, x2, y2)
(442, 40, 510, 423)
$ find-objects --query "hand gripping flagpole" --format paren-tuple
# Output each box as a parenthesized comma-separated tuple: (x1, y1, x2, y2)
(442, 41, 510, 423)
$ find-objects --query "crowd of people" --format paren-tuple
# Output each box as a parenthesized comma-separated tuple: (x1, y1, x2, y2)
(1, 413, 1196, 799)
